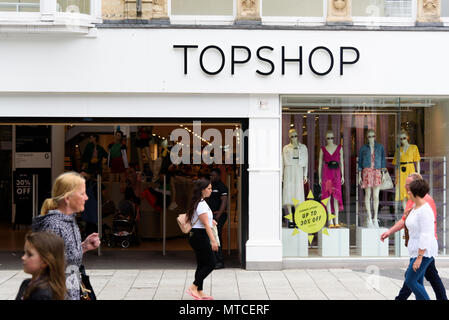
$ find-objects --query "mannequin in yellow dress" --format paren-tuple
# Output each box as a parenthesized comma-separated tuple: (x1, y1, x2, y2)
(392, 130, 421, 211)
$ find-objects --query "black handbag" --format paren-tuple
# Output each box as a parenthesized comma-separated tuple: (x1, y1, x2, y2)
(79, 265, 97, 300)
(327, 161, 339, 169)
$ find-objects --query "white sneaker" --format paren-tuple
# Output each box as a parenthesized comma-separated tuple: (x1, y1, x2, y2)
(373, 220, 379, 228)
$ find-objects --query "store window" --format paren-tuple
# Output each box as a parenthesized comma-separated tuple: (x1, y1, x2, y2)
(262, 0, 324, 17)
(57, 0, 90, 14)
(0, 0, 39, 12)
(352, 0, 413, 18)
(281, 96, 449, 258)
(171, 0, 233, 16)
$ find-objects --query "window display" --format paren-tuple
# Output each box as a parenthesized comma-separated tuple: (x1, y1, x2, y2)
(282, 96, 448, 258)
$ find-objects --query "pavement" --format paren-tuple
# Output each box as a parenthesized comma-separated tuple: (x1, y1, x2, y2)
(2, 250, 449, 300)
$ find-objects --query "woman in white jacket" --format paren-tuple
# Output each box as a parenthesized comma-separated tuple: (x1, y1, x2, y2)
(404, 178, 438, 300)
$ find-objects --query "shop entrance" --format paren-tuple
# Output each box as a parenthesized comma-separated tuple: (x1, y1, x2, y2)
(0, 119, 248, 268)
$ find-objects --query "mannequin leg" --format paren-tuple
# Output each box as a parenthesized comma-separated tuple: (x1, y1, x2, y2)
(144, 146, 151, 173)
(372, 186, 381, 228)
(168, 177, 178, 210)
(285, 205, 295, 228)
(137, 147, 144, 173)
(327, 198, 334, 228)
(364, 188, 374, 228)
(333, 198, 339, 227)
(402, 199, 408, 213)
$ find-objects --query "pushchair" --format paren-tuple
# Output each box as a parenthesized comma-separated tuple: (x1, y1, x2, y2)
(104, 218, 136, 248)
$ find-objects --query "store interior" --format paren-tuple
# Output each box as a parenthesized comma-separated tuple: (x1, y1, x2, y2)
(0, 122, 244, 260)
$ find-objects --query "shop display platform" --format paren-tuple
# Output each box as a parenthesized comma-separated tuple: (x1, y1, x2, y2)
(318, 228, 349, 257)
(356, 227, 389, 256)
(282, 228, 308, 257)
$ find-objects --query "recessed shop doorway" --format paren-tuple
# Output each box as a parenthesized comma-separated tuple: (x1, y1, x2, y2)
(0, 118, 249, 268)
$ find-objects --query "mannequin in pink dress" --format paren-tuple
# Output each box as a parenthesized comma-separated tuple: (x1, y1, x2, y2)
(318, 130, 345, 228)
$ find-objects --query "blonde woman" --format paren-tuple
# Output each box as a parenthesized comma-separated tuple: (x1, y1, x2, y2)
(32, 171, 100, 300)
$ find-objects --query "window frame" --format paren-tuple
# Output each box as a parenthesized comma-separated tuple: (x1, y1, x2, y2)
(0, 0, 101, 33)
(351, 0, 417, 27)
(261, 0, 327, 26)
(169, 0, 236, 25)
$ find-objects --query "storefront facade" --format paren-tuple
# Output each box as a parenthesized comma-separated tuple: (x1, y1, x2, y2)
(1, 1, 449, 269)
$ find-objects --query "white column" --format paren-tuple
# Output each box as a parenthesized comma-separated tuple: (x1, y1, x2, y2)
(90, 0, 103, 23)
(245, 94, 283, 270)
(40, 0, 57, 21)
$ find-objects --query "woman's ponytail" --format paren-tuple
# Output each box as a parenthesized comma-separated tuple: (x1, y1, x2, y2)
(40, 198, 59, 216)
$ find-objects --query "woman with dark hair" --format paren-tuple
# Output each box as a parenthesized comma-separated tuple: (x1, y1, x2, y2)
(404, 178, 438, 300)
(185, 178, 218, 300)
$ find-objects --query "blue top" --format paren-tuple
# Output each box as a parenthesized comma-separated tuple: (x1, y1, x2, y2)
(358, 142, 386, 170)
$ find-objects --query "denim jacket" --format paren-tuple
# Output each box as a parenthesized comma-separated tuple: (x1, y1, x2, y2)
(358, 142, 386, 170)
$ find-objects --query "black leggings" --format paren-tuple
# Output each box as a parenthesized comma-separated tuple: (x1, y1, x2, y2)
(189, 228, 216, 291)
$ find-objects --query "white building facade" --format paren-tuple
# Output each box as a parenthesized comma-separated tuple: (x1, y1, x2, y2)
(1, 0, 449, 269)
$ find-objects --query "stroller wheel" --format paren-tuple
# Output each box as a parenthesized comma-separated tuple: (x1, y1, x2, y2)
(121, 239, 130, 248)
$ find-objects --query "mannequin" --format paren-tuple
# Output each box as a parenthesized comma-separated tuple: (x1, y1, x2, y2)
(108, 130, 128, 185)
(282, 128, 308, 222)
(393, 130, 421, 211)
(159, 139, 178, 210)
(357, 129, 387, 228)
(135, 126, 152, 174)
(318, 130, 344, 228)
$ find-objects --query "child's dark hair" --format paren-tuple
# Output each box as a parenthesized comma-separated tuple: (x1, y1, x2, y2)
(23, 232, 67, 300)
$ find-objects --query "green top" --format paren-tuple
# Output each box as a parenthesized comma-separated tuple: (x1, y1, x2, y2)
(110, 143, 123, 158)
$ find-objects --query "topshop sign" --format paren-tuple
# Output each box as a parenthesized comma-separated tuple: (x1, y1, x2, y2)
(173, 45, 360, 76)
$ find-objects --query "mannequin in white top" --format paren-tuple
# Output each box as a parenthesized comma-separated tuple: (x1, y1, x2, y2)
(318, 130, 344, 228)
(282, 129, 308, 220)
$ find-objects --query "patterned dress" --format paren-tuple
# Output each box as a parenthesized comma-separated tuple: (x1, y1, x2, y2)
(361, 150, 382, 189)
(321, 145, 344, 212)
(32, 210, 83, 300)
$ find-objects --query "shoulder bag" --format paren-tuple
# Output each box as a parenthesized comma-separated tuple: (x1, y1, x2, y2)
(79, 265, 96, 301)
(380, 171, 393, 190)
(403, 208, 412, 247)
(211, 224, 220, 247)
(177, 213, 199, 234)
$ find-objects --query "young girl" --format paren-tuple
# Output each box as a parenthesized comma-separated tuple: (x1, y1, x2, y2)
(16, 231, 67, 300)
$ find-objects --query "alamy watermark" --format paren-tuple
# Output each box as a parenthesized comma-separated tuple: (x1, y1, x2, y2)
(169, 121, 249, 165)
